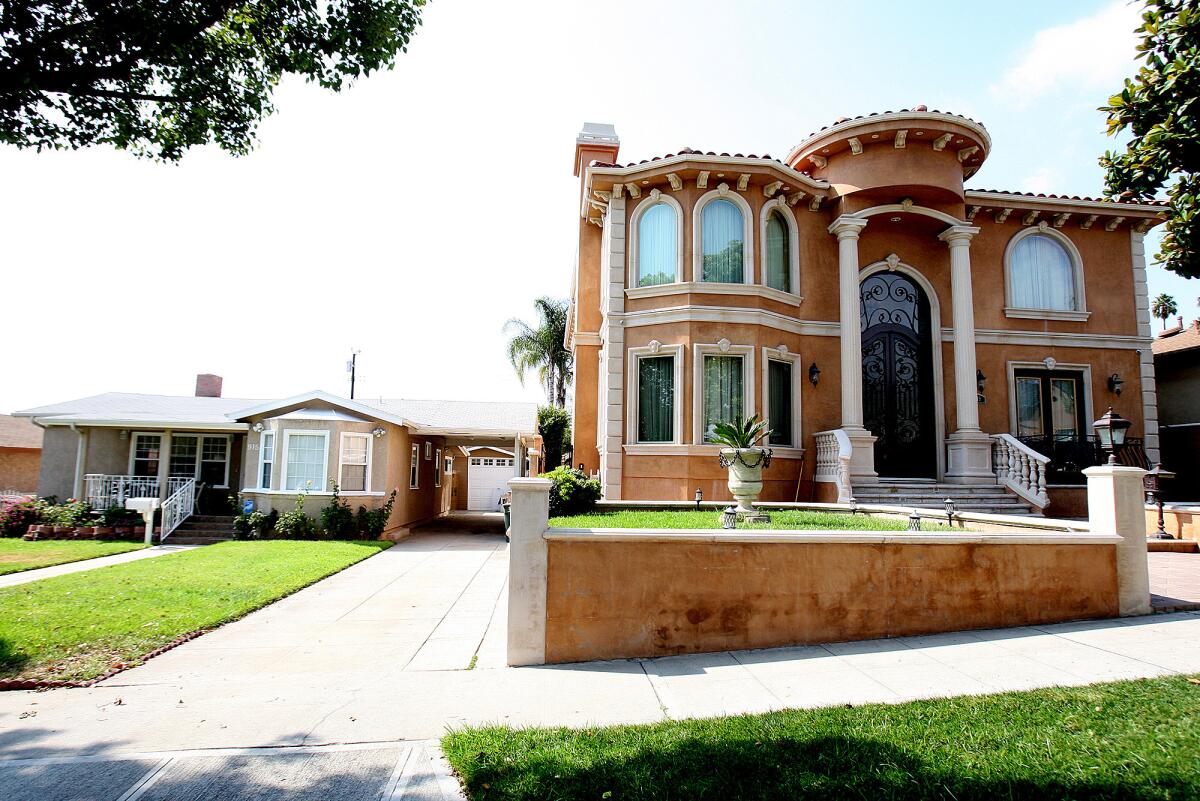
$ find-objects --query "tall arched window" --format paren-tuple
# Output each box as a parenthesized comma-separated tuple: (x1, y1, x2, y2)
(1008, 233, 1077, 311)
(637, 203, 677, 287)
(701, 199, 744, 283)
(765, 210, 790, 292)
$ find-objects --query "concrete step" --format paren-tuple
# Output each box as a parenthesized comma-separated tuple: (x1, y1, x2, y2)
(1148, 539, 1199, 553)
(187, 515, 237, 524)
(175, 519, 237, 531)
(165, 535, 231, 545)
(851, 482, 1037, 516)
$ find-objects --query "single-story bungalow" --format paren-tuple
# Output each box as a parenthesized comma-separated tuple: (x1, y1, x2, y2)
(13, 374, 541, 537)
(0, 413, 42, 494)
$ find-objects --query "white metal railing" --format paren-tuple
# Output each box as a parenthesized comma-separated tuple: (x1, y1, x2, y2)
(160, 478, 196, 541)
(83, 474, 191, 509)
(814, 429, 854, 503)
(991, 434, 1050, 510)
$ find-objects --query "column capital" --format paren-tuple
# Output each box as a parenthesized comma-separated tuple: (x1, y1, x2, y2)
(938, 224, 981, 245)
(828, 215, 869, 239)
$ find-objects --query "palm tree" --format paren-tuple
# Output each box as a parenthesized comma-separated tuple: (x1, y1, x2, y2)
(1151, 293, 1178, 330)
(505, 297, 573, 407)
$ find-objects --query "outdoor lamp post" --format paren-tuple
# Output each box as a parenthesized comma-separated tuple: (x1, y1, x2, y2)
(1092, 406, 1132, 465)
(1144, 463, 1176, 539)
(694, 488, 703, 508)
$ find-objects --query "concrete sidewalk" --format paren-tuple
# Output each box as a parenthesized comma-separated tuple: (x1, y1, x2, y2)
(0, 544, 200, 589)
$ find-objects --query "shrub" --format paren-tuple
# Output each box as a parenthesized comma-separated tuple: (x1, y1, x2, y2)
(0, 497, 46, 536)
(41, 499, 93, 527)
(319, 482, 357, 539)
(540, 467, 600, 518)
(537, 405, 572, 470)
(358, 489, 397, 538)
(232, 510, 272, 540)
(274, 492, 316, 539)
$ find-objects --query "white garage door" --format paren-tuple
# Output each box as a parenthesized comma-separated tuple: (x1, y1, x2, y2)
(467, 456, 518, 511)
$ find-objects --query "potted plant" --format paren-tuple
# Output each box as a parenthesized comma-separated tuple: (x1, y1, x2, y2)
(711, 415, 774, 522)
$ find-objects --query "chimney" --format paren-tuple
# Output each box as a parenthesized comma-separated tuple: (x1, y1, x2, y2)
(574, 122, 620, 177)
(195, 374, 223, 398)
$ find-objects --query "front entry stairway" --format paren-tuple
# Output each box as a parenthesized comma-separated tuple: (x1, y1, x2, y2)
(851, 481, 1039, 516)
(164, 514, 237, 545)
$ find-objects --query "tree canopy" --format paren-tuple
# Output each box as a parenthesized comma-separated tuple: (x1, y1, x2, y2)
(1101, 0, 1199, 278)
(505, 297, 573, 408)
(0, 1, 425, 161)
(1151, 292, 1178, 329)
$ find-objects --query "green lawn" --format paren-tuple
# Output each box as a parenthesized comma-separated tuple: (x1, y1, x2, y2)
(0, 539, 145, 576)
(443, 676, 1200, 800)
(0, 540, 391, 682)
(550, 509, 956, 531)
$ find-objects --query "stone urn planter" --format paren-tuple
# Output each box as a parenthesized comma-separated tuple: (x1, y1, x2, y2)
(719, 447, 773, 520)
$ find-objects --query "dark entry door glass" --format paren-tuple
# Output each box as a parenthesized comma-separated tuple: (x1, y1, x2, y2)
(860, 273, 936, 478)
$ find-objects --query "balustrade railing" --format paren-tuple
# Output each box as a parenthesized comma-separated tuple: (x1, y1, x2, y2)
(84, 475, 192, 510)
(814, 429, 854, 503)
(991, 435, 1050, 510)
(160, 478, 195, 541)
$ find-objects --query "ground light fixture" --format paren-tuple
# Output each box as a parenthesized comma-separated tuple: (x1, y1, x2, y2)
(944, 498, 956, 526)
(1092, 406, 1132, 464)
(908, 510, 921, 531)
(721, 505, 738, 529)
(694, 488, 703, 508)
(1144, 463, 1176, 539)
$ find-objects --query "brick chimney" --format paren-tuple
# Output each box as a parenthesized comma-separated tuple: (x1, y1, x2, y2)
(195, 374, 223, 398)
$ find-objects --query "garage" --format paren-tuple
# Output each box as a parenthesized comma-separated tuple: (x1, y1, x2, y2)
(467, 453, 518, 511)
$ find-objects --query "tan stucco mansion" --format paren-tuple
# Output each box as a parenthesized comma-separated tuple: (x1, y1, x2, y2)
(567, 108, 1166, 516)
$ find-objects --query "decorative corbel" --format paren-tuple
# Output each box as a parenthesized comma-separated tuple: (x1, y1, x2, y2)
(786, 192, 805, 207)
(1021, 210, 1040, 226)
(957, 146, 979, 163)
(932, 133, 953, 151)
(847, 137, 863, 155)
(808, 195, 824, 211)
(1104, 216, 1125, 232)
(763, 180, 783, 197)
(626, 183, 641, 198)
(1134, 218, 1154, 233)
(885, 253, 901, 272)
(696, 171, 709, 189)
(1052, 213, 1070, 228)
(667, 173, 683, 191)
(1080, 214, 1097, 230)
(995, 208, 1013, 223)
(593, 190, 611, 202)
(612, 183, 624, 199)
(894, 130, 908, 149)
(736, 173, 750, 191)
(649, 187, 662, 201)
(717, 182, 730, 196)
(966, 205, 981, 222)
(809, 154, 827, 169)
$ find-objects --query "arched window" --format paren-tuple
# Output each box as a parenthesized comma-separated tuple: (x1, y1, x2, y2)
(636, 203, 677, 287)
(1008, 233, 1078, 311)
(765, 210, 790, 292)
(701, 199, 744, 283)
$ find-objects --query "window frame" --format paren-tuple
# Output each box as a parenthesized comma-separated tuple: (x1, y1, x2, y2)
(1005, 361, 1094, 446)
(758, 197, 800, 296)
(258, 431, 275, 490)
(692, 341, 756, 444)
(761, 346, 802, 449)
(434, 447, 442, 487)
(409, 442, 420, 490)
(424, 441, 432, 460)
(279, 429, 330, 493)
(128, 432, 162, 477)
(692, 186, 754, 285)
(624, 343, 685, 445)
(129, 432, 231, 488)
(1002, 225, 1089, 321)
(627, 190, 685, 288)
(338, 432, 372, 493)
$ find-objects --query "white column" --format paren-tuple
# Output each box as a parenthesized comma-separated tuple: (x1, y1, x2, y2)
(939, 225, 993, 484)
(506, 477, 551, 666)
(1084, 463, 1151, 616)
(828, 215, 876, 484)
(157, 430, 173, 501)
(71, 426, 89, 500)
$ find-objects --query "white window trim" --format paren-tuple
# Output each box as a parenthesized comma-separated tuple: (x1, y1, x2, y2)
(258, 430, 275, 490)
(1006, 361, 1094, 438)
(434, 447, 442, 487)
(758, 197, 801, 297)
(627, 190, 685, 288)
(761, 347, 803, 448)
(424, 441, 432, 460)
(279, 429, 330, 493)
(625, 282, 802, 307)
(128, 431, 162, 476)
(692, 186, 754, 285)
(625, 343, 685, 445)
(129, 432, 232, 488)
(692, 341, 756, 444)
(338, 432, 372, 493)
(1003, 225, 1090, 321)
(409, 442, 420, 490)
(444, 455, 454, 475)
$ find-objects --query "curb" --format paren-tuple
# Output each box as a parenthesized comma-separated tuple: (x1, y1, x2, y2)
(0, 629, 210, 691)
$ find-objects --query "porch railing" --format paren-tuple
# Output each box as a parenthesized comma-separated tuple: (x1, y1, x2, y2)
(991, 435, 1050, 510)
(83, 475, 191, 510)
(1016, 435, 1149, 483)
(160, 478, 196, 541)
(813, 429, 854, 503)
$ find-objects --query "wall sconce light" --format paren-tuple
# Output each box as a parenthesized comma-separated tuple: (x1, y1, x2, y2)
(694, 488, 703, 508)
(808, 362, 821, 386)
(1107, 373, 1125, 396)
(371, 427, 386, 438)
(976, 369, 986, 404)
(251, 422, 266, 433)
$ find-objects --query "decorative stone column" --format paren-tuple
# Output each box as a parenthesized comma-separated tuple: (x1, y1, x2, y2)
(938, 225, 993, 484)
(1084, 463, 1151, 616)
(828, 215, 877, 484)
(506, 477, 551, 666)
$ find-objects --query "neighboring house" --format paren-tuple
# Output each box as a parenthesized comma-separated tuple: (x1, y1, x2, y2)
(1153, 317, 1200, 500)
(567, 109, 1165, 516)
(0, 414, 43, 494)
(14, 374, 540, 537)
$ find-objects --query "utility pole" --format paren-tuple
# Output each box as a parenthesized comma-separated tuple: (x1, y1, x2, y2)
(347, 350, 361, 399)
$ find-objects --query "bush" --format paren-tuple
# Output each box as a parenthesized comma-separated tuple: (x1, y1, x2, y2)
(0, 497, 46, 536)
(319, 482, 357, 539)
(537, 405, 572, 470)
(232, 510, 274, 540)
(357, 489, 397, 538)
(540, 467, 600, 518)
(274, 492, 316, 539)
(41, 499, 92, 527)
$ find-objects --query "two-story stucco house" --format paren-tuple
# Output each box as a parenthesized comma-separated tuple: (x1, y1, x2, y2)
(567, 109, 1166, 516)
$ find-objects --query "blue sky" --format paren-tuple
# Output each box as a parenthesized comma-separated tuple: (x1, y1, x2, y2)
(1, 0, 1195, 412)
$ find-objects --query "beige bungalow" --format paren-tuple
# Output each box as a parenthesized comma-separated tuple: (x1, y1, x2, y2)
(14, 375, 541, 539)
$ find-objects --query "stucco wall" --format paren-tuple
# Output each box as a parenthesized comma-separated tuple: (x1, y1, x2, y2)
(0, 449, 40, 493)
(37, 426, 78, 500)
(543, 537, 1119, 663)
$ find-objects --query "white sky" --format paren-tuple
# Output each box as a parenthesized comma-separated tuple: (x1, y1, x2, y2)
(3, 0, 1196, 412)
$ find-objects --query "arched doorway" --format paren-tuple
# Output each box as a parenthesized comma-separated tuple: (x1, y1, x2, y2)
(860, 272, 937, 478)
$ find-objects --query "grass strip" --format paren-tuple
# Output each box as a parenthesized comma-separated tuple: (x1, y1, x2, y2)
(550, 509, 956, 531)
(0, 539, 145, 576)
(444, 675, 1200, 800)
(0, 539, 390, 682)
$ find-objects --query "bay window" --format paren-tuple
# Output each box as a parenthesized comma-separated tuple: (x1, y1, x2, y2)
(767, 359, 794, 446)
(765, 210, 790, 292)
(259, 432, 275, 489)
(702, 355, 744, 441)
(283, 431, 328, 492)
(339, 433, 371, 492)
(700, 199, 745, 283)
(637, 203, 678, 287)
(636, 356, 675, 443)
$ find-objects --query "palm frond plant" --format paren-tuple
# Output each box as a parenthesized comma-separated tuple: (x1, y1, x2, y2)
(504, 297, 573, 407)
(709, 415, 771, 450)
(712, 416, 773, 521)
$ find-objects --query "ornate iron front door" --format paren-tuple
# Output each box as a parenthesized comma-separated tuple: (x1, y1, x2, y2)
(860, 273, 936, 478)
